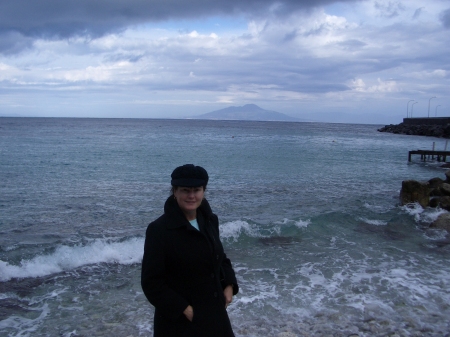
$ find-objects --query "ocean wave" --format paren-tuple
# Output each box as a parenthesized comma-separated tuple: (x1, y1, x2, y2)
(220, 218, 309, 242)
(358, 217, 388, 226)
(219, 220, 261, 241)
(0, 237, 144, 282)
(400, 203, 448, 223)
(0, 303, 50, 334)
(274, 218, 310, 228)
(363, 202, 394, 213)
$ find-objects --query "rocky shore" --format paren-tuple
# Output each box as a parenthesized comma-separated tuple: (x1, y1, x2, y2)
(401, 170, 450, 231)
(378, 122, 450, 138)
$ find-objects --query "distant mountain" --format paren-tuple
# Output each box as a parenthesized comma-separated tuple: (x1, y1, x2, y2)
(195, 104, 300, 122)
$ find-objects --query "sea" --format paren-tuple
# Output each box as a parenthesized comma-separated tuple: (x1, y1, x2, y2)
(1, 117, 450, 337)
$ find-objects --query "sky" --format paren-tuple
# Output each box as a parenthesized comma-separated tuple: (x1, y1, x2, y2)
(0, 0, 449, 124)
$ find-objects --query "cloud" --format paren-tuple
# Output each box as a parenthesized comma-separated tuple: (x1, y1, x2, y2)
(351, 78, 399, 93)
(407, 69, 448, 80)
(441, 8, 450, 29)
(0, 0, 449, 123)
(373, 1, 405, 18)
(412, 7, 425, 19)
(336, 39, 367, 50)
(0, 0, 361, 39)
(0, 32, 34, 55)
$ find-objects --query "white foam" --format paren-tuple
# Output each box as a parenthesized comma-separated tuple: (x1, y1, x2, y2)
(400, 202, 424, 221)
(421, 208, 448, 223)
(275, 218, 310, 228)
(2, 244, 18, 252)
(359, 217, 388, 226)
(29, 288, 67, 306)
(0, 237, 144, 281)
(390, 268, 408, 277)
(424, 228, 448, 241)
(363, 202, 393, 213)
(220, 220, 260, 241)
(136, 321, 153, 336)
(219, 218, 310, 242)
(294, 219, 310, 228)
(234, 275, 279, 305)
(400, 203, 448, 224)
(0, 303, 50, 334)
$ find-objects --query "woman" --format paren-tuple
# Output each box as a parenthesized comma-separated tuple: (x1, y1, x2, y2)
(141, 164, 239, 337)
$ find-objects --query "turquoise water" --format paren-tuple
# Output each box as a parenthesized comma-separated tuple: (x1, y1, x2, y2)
(1, 118, 449, 336)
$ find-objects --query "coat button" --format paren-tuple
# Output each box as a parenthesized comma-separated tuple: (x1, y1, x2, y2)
(216, 255, 219, 260)
(214, 292, 218, 297)
(210, 273, 214, 278)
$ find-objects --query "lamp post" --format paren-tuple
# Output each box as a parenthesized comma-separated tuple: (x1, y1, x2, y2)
(428, 96, 436, 117)
(407, 99, 414, 117)
(435, 105, 441, 117)
(411, 102, 418, 117)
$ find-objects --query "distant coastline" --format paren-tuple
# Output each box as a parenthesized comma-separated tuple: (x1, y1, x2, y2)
(1, 111, 403, 125)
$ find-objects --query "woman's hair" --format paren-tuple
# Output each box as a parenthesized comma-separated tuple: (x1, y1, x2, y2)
(171, 185, 206, 195)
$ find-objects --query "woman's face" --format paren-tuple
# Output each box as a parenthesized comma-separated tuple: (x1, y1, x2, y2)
(173, 186, 205, 219)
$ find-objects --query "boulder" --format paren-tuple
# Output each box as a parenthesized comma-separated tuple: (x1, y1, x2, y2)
(430, 188, 444, 197)
(438, 196, 450, 211)
(430, 213, 450, 232)
(445, 170, 450, 183)
(429, 196, 450, 211)
(441, 183, 450, 196)
(378, 123, 450, 138)
(400, 180, 430, 207)
(428, 177, 444, 189)
(429, 197, 440, 208)
(429, 177, 445, 196)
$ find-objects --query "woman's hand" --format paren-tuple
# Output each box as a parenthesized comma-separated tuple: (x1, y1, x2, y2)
(224, 285, 233, 308)
(183, 305, 194, 322)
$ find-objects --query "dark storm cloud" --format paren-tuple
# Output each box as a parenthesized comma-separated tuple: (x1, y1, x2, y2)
(441, 9, 450, 29)
(0, 0, 361, 38)
(0, 32, 34, 55)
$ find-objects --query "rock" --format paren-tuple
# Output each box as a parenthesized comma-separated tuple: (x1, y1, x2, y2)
(429, 177, 445, 196)
(430, 188, 444, 197)
(430, 213, 450, 231)
(429, 196, 450, 210)
(445, 170, 450, 183)
(429, 197, 440, 208)
(441, 183, 450, 196)
(428, 177, 444, 189)
(378, 123, 450, 138)
(400, 180, 430, 207)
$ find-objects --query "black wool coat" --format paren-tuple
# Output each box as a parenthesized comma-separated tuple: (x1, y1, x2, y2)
(141, 196, 239, 337)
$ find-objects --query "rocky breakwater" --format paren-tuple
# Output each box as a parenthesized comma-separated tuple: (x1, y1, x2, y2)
(400, 171, 450, 231)
(378, 122, 450, 138)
